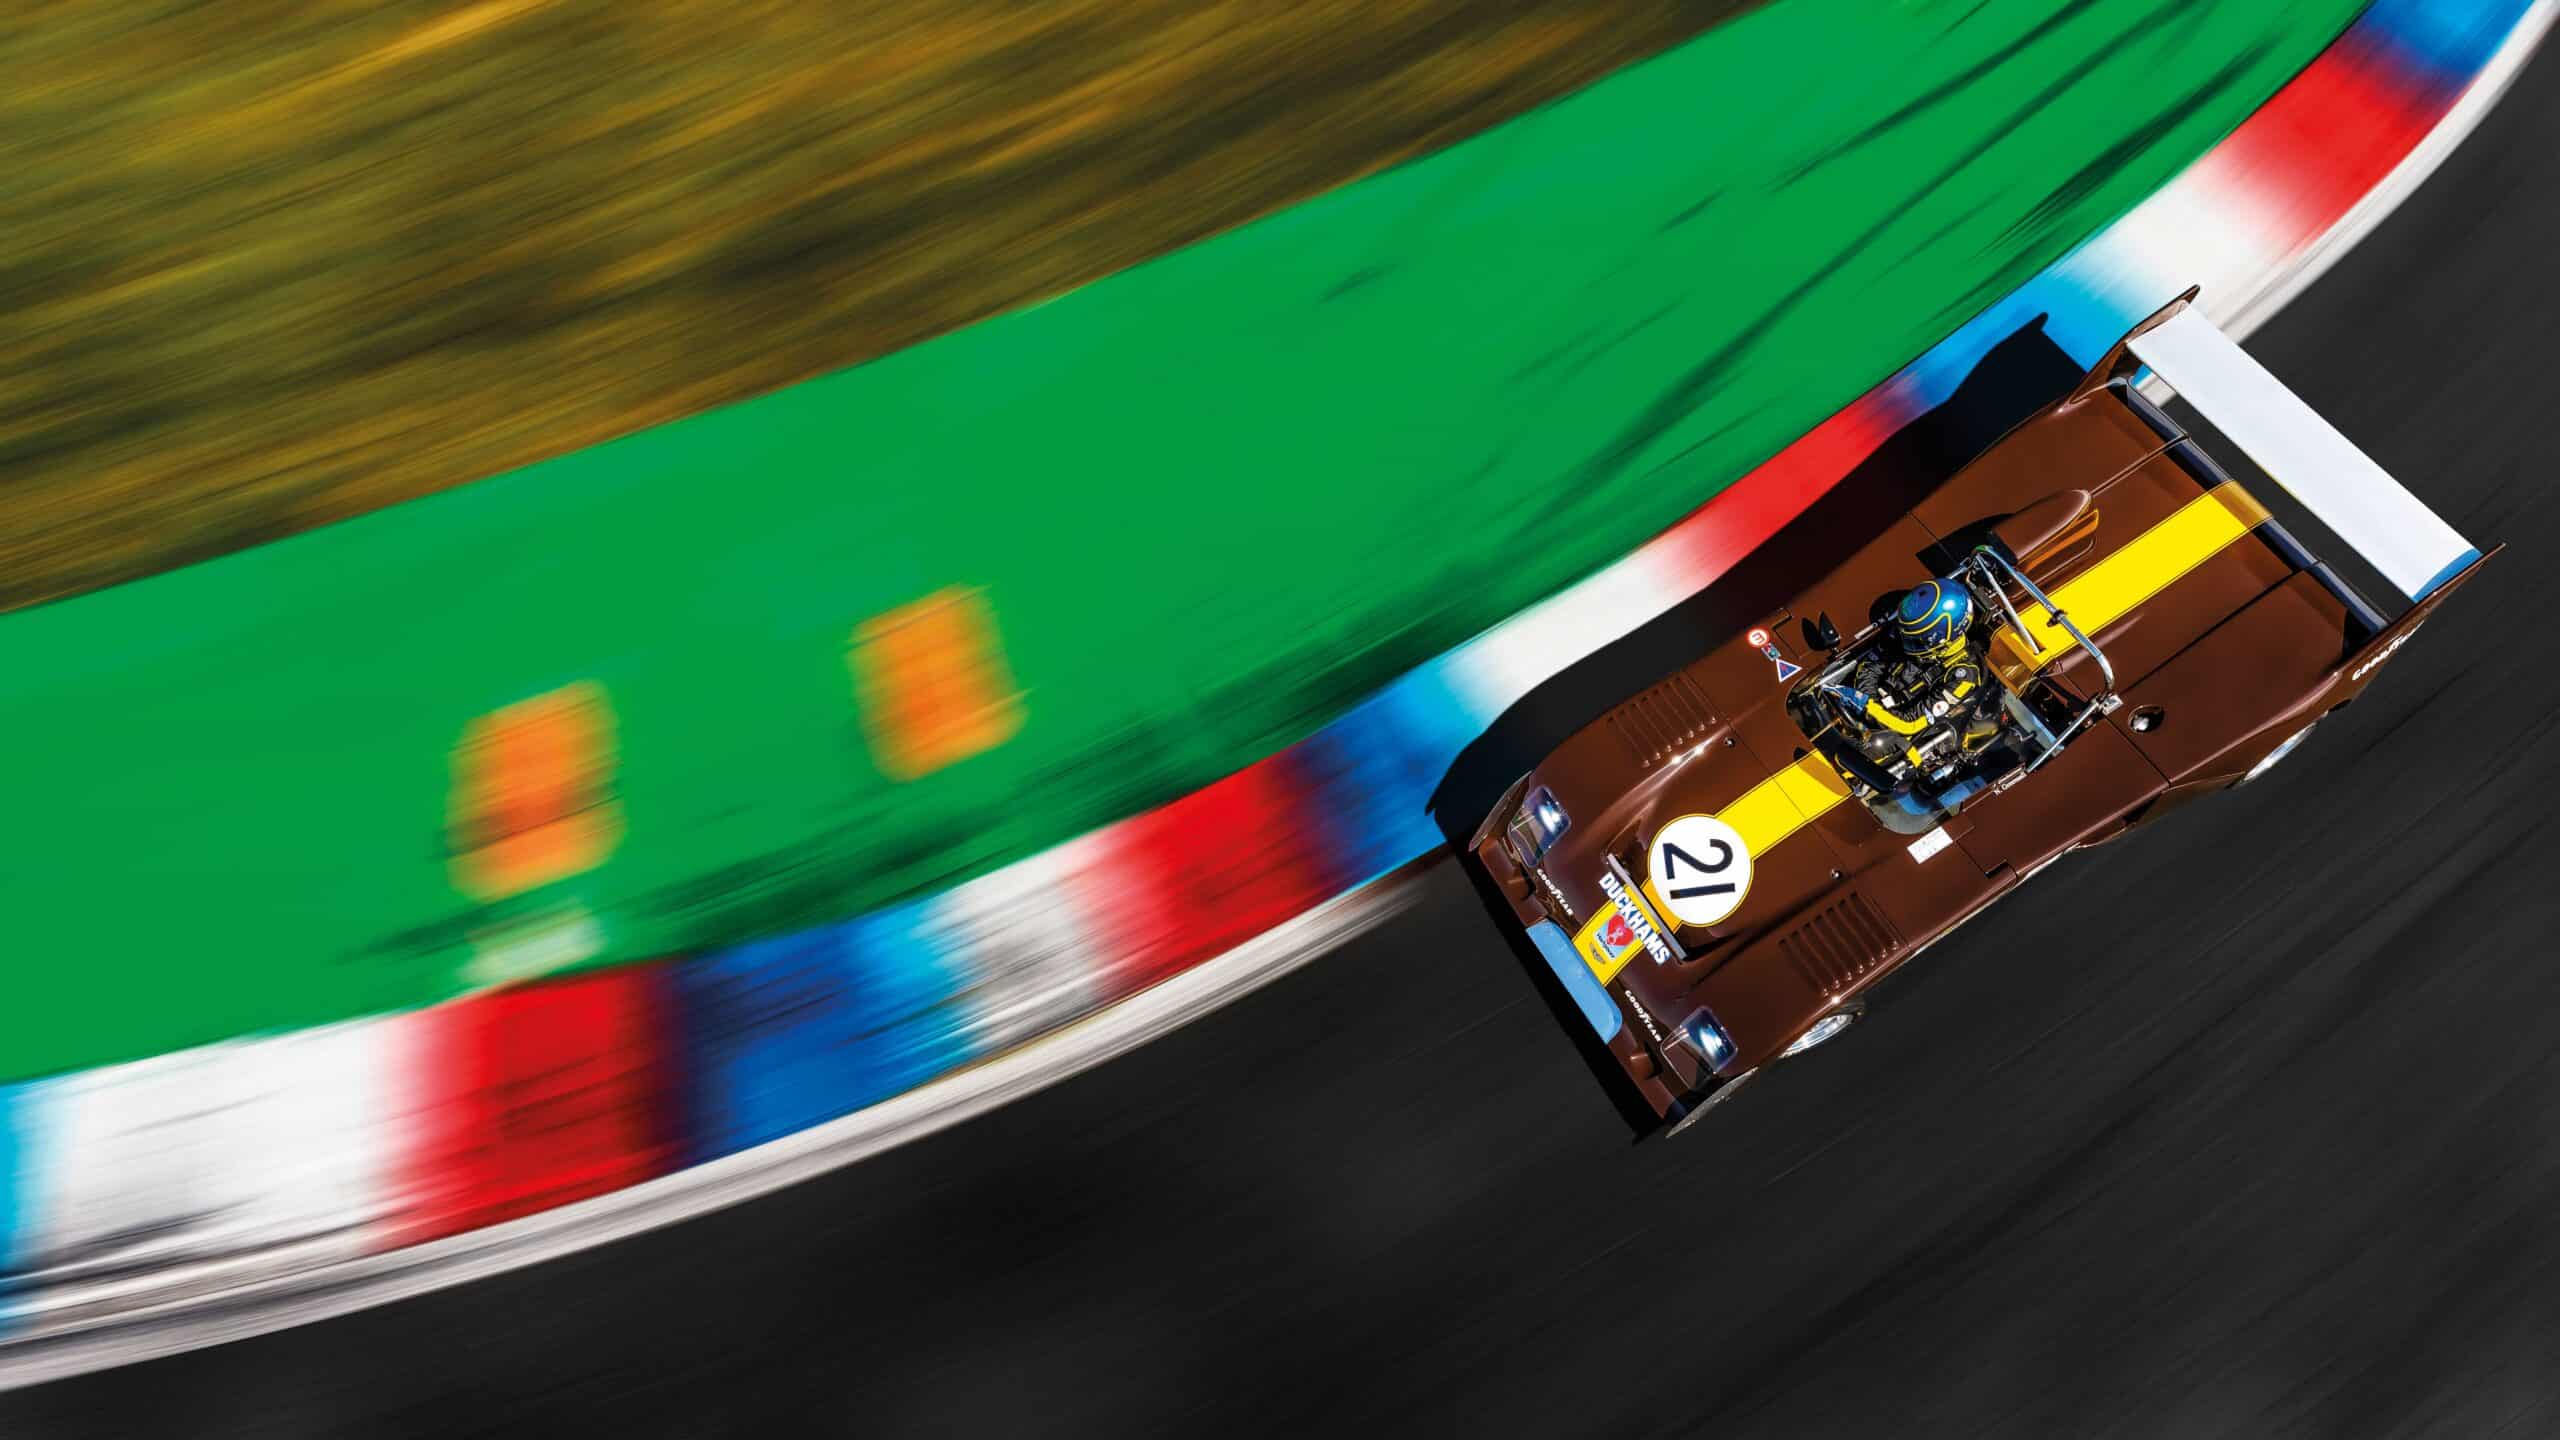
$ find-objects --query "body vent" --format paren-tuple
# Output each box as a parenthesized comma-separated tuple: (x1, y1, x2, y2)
(1778, 892, 1900, 997)
(1605, 671, 1718, 769)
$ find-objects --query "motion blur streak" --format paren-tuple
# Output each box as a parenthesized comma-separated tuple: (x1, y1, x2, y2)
(0, 0, 2367, 1085)
(0, 0, 1761, 608)
(0, 0, 2543, 1391)
(848, 586, 1024, 782)
(2, 33, 2547, 1432)
(446, 681, 622, 902)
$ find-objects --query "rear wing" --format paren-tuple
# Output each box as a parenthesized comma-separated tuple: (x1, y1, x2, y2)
(2120, 300, 2480, 603)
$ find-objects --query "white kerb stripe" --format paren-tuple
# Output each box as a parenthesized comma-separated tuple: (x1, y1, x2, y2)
(932, 834, 1115, 1055)
(2071, 168, 2284, 324)
(2127, 306, 2476, 599)
(9, 1022, 401, 1334)
(1445, 545, 1689, 720)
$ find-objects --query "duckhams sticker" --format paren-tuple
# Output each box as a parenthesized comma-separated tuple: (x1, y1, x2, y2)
(1575, 877, 1674, 984)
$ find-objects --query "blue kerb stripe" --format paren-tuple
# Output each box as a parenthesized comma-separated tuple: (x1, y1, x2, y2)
(2032, 272, 2163, 369)
(1295, 668, 1484, 884)
(1895, 274, 2141, 414)
(2360, 0, 2538, 94)
(674, 900, 973, 1164)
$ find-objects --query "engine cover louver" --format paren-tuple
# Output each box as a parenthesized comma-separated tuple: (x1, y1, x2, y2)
(1778, 892, 1900, 997)
(1604, 671, 1718, 769)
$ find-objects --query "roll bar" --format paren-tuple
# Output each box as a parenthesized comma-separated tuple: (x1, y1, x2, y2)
(1961, 544, 2115, 773)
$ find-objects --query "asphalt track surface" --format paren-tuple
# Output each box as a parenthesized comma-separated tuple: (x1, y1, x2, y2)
(12, 46, 2560, 1440)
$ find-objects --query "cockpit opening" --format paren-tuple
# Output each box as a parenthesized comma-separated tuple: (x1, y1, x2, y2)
(1785, 546, 2117, 834)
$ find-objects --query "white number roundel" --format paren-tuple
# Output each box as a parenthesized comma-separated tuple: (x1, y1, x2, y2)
(1647, 814, 1752, 928)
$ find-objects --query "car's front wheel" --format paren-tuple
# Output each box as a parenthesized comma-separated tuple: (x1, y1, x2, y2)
(1779, 1003, 1864, 1059)
(1664, 1068, 1758, 1138)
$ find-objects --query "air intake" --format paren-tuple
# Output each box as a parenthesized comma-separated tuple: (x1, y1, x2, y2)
(1778, 892, 1900, 997)
(1604, 671, 1718, 769)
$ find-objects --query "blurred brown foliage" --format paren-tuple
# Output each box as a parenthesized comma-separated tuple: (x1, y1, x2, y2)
(0, 0, 1749, 611)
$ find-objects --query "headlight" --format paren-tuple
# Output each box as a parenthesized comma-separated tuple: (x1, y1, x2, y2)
(1679, 1008, 1736, 1071)
(1506, 785, 1570, 863)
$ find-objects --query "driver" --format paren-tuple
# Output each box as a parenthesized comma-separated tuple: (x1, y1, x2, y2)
(1826, 577, 1999, 768)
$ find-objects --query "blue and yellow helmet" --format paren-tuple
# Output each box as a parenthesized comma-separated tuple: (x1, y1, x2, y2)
(1895, 577, 1974, 655)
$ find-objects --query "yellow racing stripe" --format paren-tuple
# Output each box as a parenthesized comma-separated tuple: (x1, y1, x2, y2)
(1634, 480, 2268, 901)
(1996, 480, 2267, 672)
(1719, 752, 1850, 855)
(1632, 479, 2263, 913)
(1640, 754, 1850, 924)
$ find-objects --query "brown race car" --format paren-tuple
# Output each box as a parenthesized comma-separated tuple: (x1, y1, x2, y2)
(1466, 290, 2493, 1134)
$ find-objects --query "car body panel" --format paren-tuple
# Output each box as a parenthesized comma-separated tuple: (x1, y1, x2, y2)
(1465, 292, 2491, 1129)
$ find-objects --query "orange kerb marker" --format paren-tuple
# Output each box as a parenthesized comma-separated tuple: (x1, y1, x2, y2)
(850, 586, 1023, 780)
(448, 681, 623, 901)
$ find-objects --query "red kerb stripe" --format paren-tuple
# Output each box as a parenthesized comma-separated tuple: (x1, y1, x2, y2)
(1080, 751, 1341, 995)
(389, 965, 683, 1248)
(2194, 36, 2446, 253)
(1649, 389, 1913, 594)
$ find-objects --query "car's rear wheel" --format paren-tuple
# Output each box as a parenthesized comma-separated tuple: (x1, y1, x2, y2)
(2236, 722, 2317, 787)
(1779, 1003, 1863, 1059)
